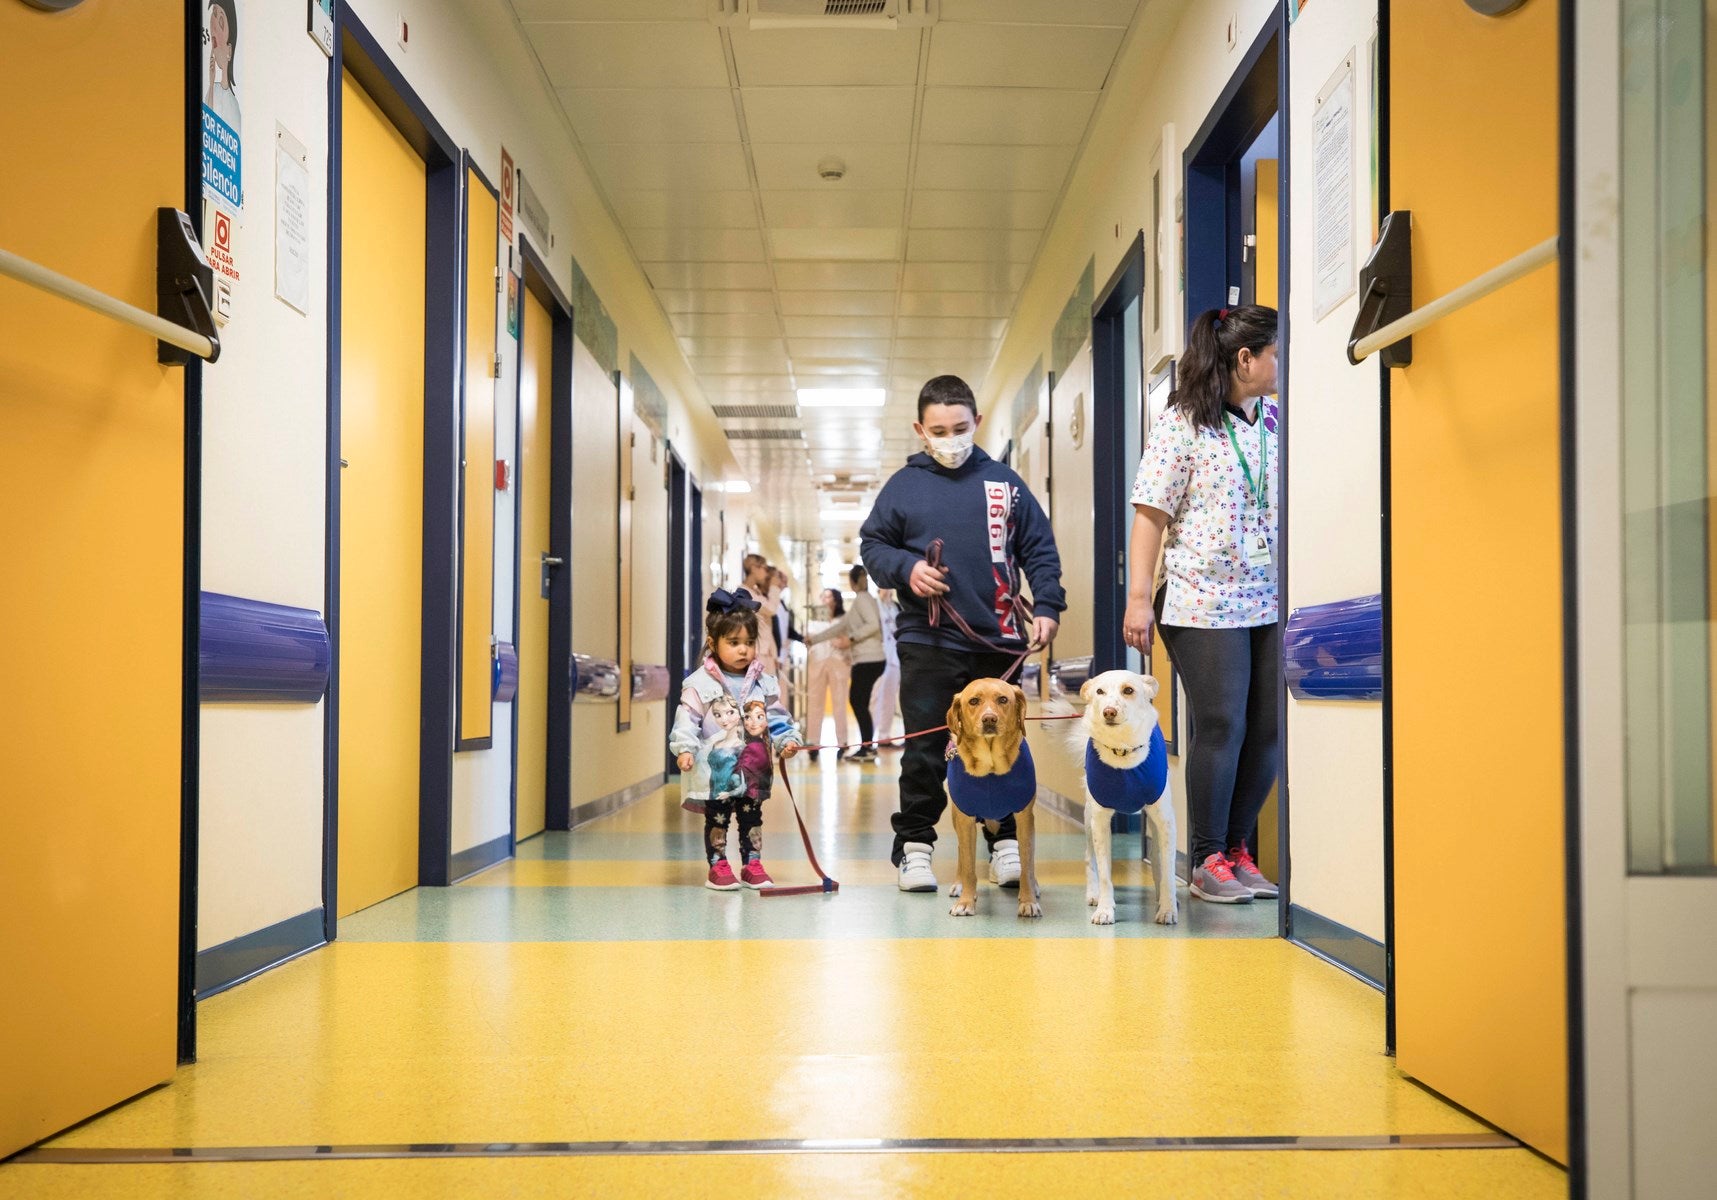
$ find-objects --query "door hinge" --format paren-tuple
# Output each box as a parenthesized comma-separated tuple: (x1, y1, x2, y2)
(628, 485, 636, 501)
(495, 266, 503, 294)
(492, 352, 502, 378)
(1242, 233, 1257, 263)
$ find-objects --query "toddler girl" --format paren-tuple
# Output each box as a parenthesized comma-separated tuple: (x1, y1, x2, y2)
(669, 588, 803, 890)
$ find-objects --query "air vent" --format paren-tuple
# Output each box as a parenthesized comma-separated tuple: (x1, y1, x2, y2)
(726, 429, 804, 441)
(826, 0, 886, 12)
(708, 0, 937, 29)
(712, 404, 799, 420)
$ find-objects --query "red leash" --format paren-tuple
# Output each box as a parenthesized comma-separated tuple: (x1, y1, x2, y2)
(923, 538, 1042, 684)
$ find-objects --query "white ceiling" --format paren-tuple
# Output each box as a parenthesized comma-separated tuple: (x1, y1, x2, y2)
(508, 0, 1143, 549)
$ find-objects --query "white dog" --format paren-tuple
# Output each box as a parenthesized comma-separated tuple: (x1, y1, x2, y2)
(1072, 670, 1177, 926)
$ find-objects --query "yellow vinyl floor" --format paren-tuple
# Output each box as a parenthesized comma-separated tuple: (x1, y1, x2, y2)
(1, 750, 1568, 1198)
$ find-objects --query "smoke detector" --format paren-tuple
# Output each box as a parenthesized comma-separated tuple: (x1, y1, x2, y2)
(817, 158, 847, 183)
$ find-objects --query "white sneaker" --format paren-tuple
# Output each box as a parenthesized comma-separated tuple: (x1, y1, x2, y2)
(898, 842, 938, 892)
(988, 839, 1022, 888)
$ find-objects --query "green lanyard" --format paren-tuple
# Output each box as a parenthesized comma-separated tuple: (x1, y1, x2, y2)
(1223, 412, 1269, 511)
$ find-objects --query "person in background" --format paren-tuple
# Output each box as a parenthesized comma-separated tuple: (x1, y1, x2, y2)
(670, 589, 802, 891)
(805, 565, 885, 761)
(860, 374, 1064, 893)
(870, 587, 901, 751)
(1124, 304, 1281, 905)
(740, 554, 783, 684)
(802, 588, 853, 763)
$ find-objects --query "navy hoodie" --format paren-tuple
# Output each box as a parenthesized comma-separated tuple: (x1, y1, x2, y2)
(860, 448, 1065, 653)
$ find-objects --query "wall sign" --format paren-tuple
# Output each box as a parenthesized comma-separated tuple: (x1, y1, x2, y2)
(274, 123, 310, 315)
(307, 0, 333, 55)
(201, 0, 244, 211)
(1312, 51, 1356, 320)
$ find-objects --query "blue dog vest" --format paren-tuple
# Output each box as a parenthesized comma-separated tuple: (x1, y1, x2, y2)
(946, 740, 1037, 822)
(1085, 726, 1167, 815)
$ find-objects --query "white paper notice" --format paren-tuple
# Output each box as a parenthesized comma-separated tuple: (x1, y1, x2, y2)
(275, 123, 311, 315)
(1313, 53, 1356, 321)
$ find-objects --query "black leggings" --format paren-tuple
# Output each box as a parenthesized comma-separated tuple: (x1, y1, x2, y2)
(1157, 616, 1280, 866)
(705, 798, 763, 864)
(849, 662, 886, 748)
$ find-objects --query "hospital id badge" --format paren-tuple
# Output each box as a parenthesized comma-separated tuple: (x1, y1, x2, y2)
(1244, 531, 1272, 568)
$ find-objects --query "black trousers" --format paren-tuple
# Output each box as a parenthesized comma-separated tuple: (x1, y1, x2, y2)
(1157, 617, 1280, 866)
(705, 797, 763, 863)
(892, 642, 1022, 863)
(849, 661, 886, 748)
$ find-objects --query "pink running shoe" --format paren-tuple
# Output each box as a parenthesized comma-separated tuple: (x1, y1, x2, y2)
(706, 860, 741, 891)
(740, 860, 774, 889)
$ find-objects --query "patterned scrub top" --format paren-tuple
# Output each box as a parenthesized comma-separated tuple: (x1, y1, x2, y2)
(1129, 400, 1279, 629)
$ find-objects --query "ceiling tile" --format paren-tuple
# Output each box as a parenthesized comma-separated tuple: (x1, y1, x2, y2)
(911, 143, 1077, 189)
(524, 22, 729, 89)
(730, 27, 923, 87)
(905, 228, 1041, 263)
(751, 143, 912, 190)
(891, 336, 1000, 358)
(926, 23, 1125, 90)
(919, 89, 1099, 146)
(761, 189, 905, 228)
(671, 311, 782, 338)
(742, 87, 917, 145)
(512, 0, 709, 18)
(791, 363, 893, 380)
(629, 226, 768, 262)
(683, 336, 788, 356)
(692, 354, 794, 374)
(655, 289, 776, 313)
(782, 315, 894, 339)
(909, 189, 1056, 230)
(935, 0, 1138, 24)
(559, 89, 739, 144)
(583, 143, 750, 190)
(901, 261, 1030, 291)
(643, 260, 775, 290)
(776, 291, 898, 317)
(894, 315, 1008, 339)
(701, 375, 797, 393)
(610, 190, 759, 229)
(896, 291, 1016, 318)
(787, 337, 892, 359)
(768, 227, 902, 261)
(773, 261, 901, 291)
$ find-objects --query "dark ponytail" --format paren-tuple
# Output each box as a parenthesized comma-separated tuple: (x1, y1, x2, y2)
(1170, 305, 1278, 431)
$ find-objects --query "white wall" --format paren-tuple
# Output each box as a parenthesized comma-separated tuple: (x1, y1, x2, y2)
(1284, 0, 1383, 941)
(199, 0, 748, 945)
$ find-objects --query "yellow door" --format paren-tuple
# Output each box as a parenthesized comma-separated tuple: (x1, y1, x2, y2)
(338, 72, 425, 918)
(0, 0, 185, 1156)
(1253, 157, 1281, 881)
(1389, 3, 1566, 1160)
(516, 288, 553, 839)
(459, 172, 497, 746)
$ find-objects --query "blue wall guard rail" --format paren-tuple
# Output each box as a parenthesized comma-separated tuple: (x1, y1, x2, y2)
(1283, 593, 1383, 701)
(200, 592, 330, 703)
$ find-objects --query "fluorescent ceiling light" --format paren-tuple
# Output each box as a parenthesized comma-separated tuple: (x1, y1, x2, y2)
(713, 480, 751, 494)
(798, 387, 885, 408)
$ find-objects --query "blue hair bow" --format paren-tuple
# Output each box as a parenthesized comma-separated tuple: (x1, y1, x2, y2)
(707, 587, 761, 615)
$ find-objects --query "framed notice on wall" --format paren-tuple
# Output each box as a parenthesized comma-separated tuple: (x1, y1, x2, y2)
(1312, 52, 1358, 320)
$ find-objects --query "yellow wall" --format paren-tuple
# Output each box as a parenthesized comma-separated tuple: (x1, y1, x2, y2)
(460, 171, 499, 746)
(337, 71, 427, 918)
(0, 0, 184, 1155)
(1390, 1, 1566, 1161)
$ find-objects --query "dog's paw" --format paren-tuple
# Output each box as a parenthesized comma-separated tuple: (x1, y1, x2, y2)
(950, 900, 976, 917)
(1017, 898, 1042, 919)
(1090, 906, 1115, 926)
(1154, 904, 1179, 926)
(948, 881, 963, 899)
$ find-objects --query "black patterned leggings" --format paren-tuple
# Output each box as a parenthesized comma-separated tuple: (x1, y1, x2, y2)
(705, 798, 764, 863)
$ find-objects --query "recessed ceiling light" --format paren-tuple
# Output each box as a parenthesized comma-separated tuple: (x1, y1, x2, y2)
(713, 480, 752, 494)
(798, 387, 885, 408)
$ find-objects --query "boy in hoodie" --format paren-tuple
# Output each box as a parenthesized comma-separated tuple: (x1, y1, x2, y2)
(859, 375, 1065, 893)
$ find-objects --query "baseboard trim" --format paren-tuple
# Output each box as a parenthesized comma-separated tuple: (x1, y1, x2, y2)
(569, 772, 667, 830)
(1288, 903, 1385, 989)
(449, 832, 512, 884)
(196, 909, 325, 999)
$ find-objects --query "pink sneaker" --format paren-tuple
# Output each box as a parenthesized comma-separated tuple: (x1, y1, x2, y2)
(740, 860, 774, 889)
(706, 860, 740, 891)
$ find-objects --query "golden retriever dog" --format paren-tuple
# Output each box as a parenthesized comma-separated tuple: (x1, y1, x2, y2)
(1077, 670, 1176, 926)
(943, 678, 1040, 919)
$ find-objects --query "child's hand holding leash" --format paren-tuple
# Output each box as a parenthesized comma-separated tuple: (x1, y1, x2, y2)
(676, 752, 694, 772)
(779, 742, 802, 760)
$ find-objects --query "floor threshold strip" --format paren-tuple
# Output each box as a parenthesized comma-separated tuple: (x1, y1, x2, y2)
(14, 1133, 1519, 1163)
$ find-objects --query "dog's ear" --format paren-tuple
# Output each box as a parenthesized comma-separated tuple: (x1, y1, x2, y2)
(1079, 678, 1094, 704)
(1141, 675, 1160, 702)
(1012, 684, 1029, 715)
(945, 697, 965, 742)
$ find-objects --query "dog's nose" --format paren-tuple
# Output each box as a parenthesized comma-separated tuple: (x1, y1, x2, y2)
(980, 716, 999, 733)
(1102, 706, 1119, 722)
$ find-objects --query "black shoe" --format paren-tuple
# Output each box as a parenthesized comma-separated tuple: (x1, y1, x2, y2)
(808, 749, 821, 763)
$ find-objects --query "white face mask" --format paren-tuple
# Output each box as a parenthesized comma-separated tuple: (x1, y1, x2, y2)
(924, 429, 975, 469)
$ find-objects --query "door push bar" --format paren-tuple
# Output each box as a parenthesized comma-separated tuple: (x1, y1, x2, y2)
(1349, 209, 1558, 367)
(0, 208, 220, 364)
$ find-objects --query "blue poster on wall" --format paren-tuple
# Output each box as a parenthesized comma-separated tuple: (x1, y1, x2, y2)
(201, 0, 243, 208)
